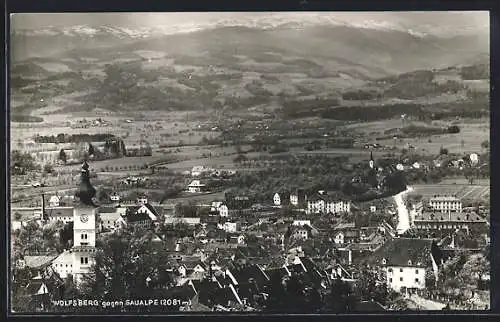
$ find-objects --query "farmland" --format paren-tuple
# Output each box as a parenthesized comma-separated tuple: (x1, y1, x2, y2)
(409, 180, 490, 202)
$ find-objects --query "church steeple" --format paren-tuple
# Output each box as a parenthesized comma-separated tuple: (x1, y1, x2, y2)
(76, 161, 97, 207)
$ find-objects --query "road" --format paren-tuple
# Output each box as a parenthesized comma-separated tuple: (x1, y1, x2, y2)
(409, 294, 446, 310)
(394, 186, 413, 235)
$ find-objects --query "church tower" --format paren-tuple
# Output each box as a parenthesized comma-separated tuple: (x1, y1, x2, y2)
(71, 161, 98, 283)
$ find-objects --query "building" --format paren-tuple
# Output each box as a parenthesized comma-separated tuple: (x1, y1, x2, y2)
(306, 192, 351, 215)
(165, 217, 201, 226)
(290, 189, 307, 207)
(292, 220, 311, 226)
(273, 193, 282, 207)
(363, 238, 442, 292)
(333, 230, 359, 245)
(429, 195, 462, 213)
(211, 202, 229, 217)
(46, 207, 74, 224)
(218, 222, 240, 233)
(98, 207, 127, 230)
(191, 166, 210, 177)
(49, 196, 60, 207)
(187, 180, 206, 193)
(413, 211, 487, 234)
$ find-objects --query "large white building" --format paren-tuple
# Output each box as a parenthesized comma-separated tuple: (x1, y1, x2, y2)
(306, 192, 350, 214)
(365, 238, 442, 293)
(428, 195, 462, 213)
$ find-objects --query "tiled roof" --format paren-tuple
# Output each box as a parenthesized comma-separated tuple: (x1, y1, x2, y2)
(429, 196, 460, 202)
(127, 212, 152, 223)
(26, 278, 46, 295)
(98, 206, 118, 213)
(24, 255, 58, 269)
(415, 212, 485, 222)
(362, 238, 439, 267)
(231, 264, 269, 287)
(46, 207, 73, 218)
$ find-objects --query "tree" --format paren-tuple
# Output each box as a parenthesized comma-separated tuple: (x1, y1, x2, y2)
(11, 150, 36, 175)
(458, 253, 490, 288)
(59, 149, 67, 164)
(79, 229, 174, 309)
(439, 146, 449, 155)
(43, 163, 54, 174)
(481, 140, 489, 150)
(14, 212, 22, 221)
(323, 277, 356, 313)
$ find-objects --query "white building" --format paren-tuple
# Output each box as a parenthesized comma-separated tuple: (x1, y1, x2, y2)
(187, 180, 206, 193)
(49, 196, 60, 207)
(367, 238, 441, 293)
(293, 220, 311, 227)
(306, 193, 351, 215)
(99, 207, 127, 230)
(429, 195, 462, 213)
(218, 222, 240, 233)
(273, 193, 282, 207)
(191, 166, 210, 177)
(211, 202, 229, 217)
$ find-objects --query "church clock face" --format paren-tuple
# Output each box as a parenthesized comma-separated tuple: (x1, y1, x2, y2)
(80, 215, 89, 223)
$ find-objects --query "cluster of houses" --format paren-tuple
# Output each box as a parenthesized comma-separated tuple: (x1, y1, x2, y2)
(12, 156, 490, 312)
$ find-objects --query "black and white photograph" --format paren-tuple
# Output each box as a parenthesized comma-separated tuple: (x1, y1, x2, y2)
(9, 12, 490, 313)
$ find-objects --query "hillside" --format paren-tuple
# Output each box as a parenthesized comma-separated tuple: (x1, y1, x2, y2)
(10, 24, 489, 121)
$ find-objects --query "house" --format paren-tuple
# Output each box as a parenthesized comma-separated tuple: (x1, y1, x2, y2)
(306, 192, 351, 215)
(188, 180, 206, 193)
(25, 273, 64, 311)
(98, 207, 127, 230)
(413, 211, 487, 234)
(165, 217, 201, 226)
(290, 189, 307, 207)
(273, 192, 282, 207)
(110, 193, 121, 202)
(49, 195, 60, 207)
(293, 219, 311, 227)
(292, 225, 311, 240)
(191, 166, 210, 177)
(211, 202, 229, 217)
(429, 195, 462, 213)
(333, 229, 359, 245)
(362, 238, 443, 292)
(218, 221, 240, 233)
(46, 207, 74, 224)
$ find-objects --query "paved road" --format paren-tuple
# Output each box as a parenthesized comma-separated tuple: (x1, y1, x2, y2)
(394, 186, 413, 235)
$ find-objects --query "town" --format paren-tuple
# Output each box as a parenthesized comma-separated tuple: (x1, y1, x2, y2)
(10, 12, 490, 313)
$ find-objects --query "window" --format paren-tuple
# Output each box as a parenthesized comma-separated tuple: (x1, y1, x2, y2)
(416, 269, 419, 274)
(400, 277, 403, 282)
(415, 278, 419, 283)
(400, 268, 403, 272)
(388, 268, 393, 273)
(389, 278, 393, 283)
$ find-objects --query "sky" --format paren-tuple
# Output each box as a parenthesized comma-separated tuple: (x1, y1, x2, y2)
(11, 11, 489, 36)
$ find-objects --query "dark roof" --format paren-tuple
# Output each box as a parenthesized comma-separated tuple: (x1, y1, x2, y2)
(23, 255, 58, 269)
(46, 207, 73, 218)
(230, 264, 269, 287)
(26, 278, 46, 295)
(415, 212, 485, 222)
(98, 206, 118, 213)
(143, 203, 161, 217)
(266, 267, 289, 281)
(197, 281, 240, 308)
(126, 212, 152, 223)
(362, 238, 439, 267)
(308, 192, 349, 202)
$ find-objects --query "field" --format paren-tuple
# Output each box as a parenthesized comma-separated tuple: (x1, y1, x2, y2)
(409, 180, 490, 202)
(348, 118, 489, 155)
